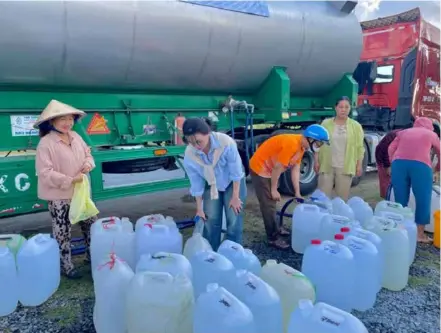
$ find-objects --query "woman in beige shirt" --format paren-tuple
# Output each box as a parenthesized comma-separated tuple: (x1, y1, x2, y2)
(35, 100, 97, 279)
(314, 96, 365, 201)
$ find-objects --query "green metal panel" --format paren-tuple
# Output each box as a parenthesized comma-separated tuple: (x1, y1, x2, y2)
(0, 67, 356, 218)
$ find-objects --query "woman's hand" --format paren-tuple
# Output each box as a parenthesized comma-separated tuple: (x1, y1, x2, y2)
(313, 153, 320, 174)
(314, 162, 320, 174)
(195, 208, 206, 221)
(271, 189, 281, 201)
(72, 174, 84, 184)
(81, 162, 93, 174)
(229, 196, 243, 215)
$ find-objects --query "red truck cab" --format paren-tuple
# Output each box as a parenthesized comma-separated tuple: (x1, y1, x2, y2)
(353, 8, 440, 136)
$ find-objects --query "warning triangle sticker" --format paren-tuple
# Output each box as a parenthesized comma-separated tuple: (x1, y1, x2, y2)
(87, 113, 110, 135)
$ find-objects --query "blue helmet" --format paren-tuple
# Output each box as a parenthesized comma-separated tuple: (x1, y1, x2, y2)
(303, 124, 330, 144)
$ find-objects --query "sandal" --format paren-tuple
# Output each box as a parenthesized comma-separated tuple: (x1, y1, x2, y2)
(418, 236, 433, 244)
(268, 238, 291, 250)
(279, 227, 291, 236)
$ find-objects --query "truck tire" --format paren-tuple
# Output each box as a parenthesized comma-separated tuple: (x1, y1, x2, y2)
(267, 129, 318, 196)
(351, 140, 369, 187)
(279, 150, 319, 196)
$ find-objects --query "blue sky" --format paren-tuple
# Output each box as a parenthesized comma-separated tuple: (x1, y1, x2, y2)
(355, 0, 440, 27)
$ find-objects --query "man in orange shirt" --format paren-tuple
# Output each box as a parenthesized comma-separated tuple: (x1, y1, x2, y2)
(249, 124, 330, 249)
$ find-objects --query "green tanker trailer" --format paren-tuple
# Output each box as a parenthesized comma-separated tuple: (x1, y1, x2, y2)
(0, 0, 363, 217)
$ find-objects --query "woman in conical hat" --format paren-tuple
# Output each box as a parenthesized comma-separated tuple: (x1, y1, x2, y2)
(35, 99, 97, 279)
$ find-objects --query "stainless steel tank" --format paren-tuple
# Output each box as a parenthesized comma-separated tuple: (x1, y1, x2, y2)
(0, 1, 363, 95)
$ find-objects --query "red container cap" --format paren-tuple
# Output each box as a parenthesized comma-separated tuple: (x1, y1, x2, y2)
(334, 234, 344, 240)
(340, 227, 350, 233)
(311, 239, 321, 245)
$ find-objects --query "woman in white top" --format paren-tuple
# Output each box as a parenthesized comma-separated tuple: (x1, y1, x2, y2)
(182, 117, 247, 251)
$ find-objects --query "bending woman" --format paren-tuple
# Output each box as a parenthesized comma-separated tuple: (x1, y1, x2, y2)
(388, 117, 440, 243)
(315, 96, 365, 201)
(182, 117, 247, 251)
(35, 100, 97, 279)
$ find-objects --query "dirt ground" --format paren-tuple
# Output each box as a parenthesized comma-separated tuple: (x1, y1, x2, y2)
(0, 172, 382, 239)
(1, 172, 439, 333)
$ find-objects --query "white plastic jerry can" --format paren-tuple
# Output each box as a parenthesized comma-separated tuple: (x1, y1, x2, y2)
(16, 233, 60, 307)
(91, 219, 136, 275)
(190, 250, 235, 298)
(287, 300, 369, 333)
(260, 260, 315, 332)
(217, 240, 261, 276)
(0, 234, 27, 258)
(93, 253, 134, 333)
(194, 283, 256, 333)
(228, 270, 283, 333)
(291, 203, 328, 254)
(136, 252, 193, 282)
(183, 233, 213, 260)
(0, 247, 18, 316)
(135, 223, 183, 263)
(126, 271, 194, 333)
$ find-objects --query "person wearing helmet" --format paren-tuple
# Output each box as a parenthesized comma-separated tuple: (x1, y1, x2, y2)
(249, 125, 329, 250)
(314, 97, 365, 201)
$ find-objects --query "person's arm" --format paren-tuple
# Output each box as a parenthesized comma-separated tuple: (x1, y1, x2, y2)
(79, 136, 96, 171)
(380, 133, 397, 169)
(272, 141, 299, 193)
(226, 144, 245, 199)
(431, 132, 440, 171)
(36, 144, 75, 189)
(388, 136, 400, 163)
(183, 157, 206, 205)
(355, 123, 365, 170)
(291, 163, 301, 197)
(271, 162, 286, 193)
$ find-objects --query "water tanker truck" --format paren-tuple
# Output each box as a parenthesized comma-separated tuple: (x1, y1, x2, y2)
(0, 0, 363, 218)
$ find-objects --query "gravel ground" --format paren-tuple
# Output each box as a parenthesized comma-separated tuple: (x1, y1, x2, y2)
(0, 173, 439, 333)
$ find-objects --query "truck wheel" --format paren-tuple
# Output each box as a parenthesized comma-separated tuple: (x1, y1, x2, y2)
(279, 150, 318, 196)
(351, 141, 369, 187)
(267, 129, 318, 196)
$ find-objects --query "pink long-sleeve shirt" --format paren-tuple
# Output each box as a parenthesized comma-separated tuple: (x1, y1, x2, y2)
(388, 117, 440, 171)
(35, 130, 95, 201)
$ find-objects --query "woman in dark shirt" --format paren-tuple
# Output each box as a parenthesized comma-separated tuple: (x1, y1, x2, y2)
(375, 130, 401, 198)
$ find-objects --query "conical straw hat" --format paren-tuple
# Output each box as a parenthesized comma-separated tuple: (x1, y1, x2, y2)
(33, 99, 86, 129)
